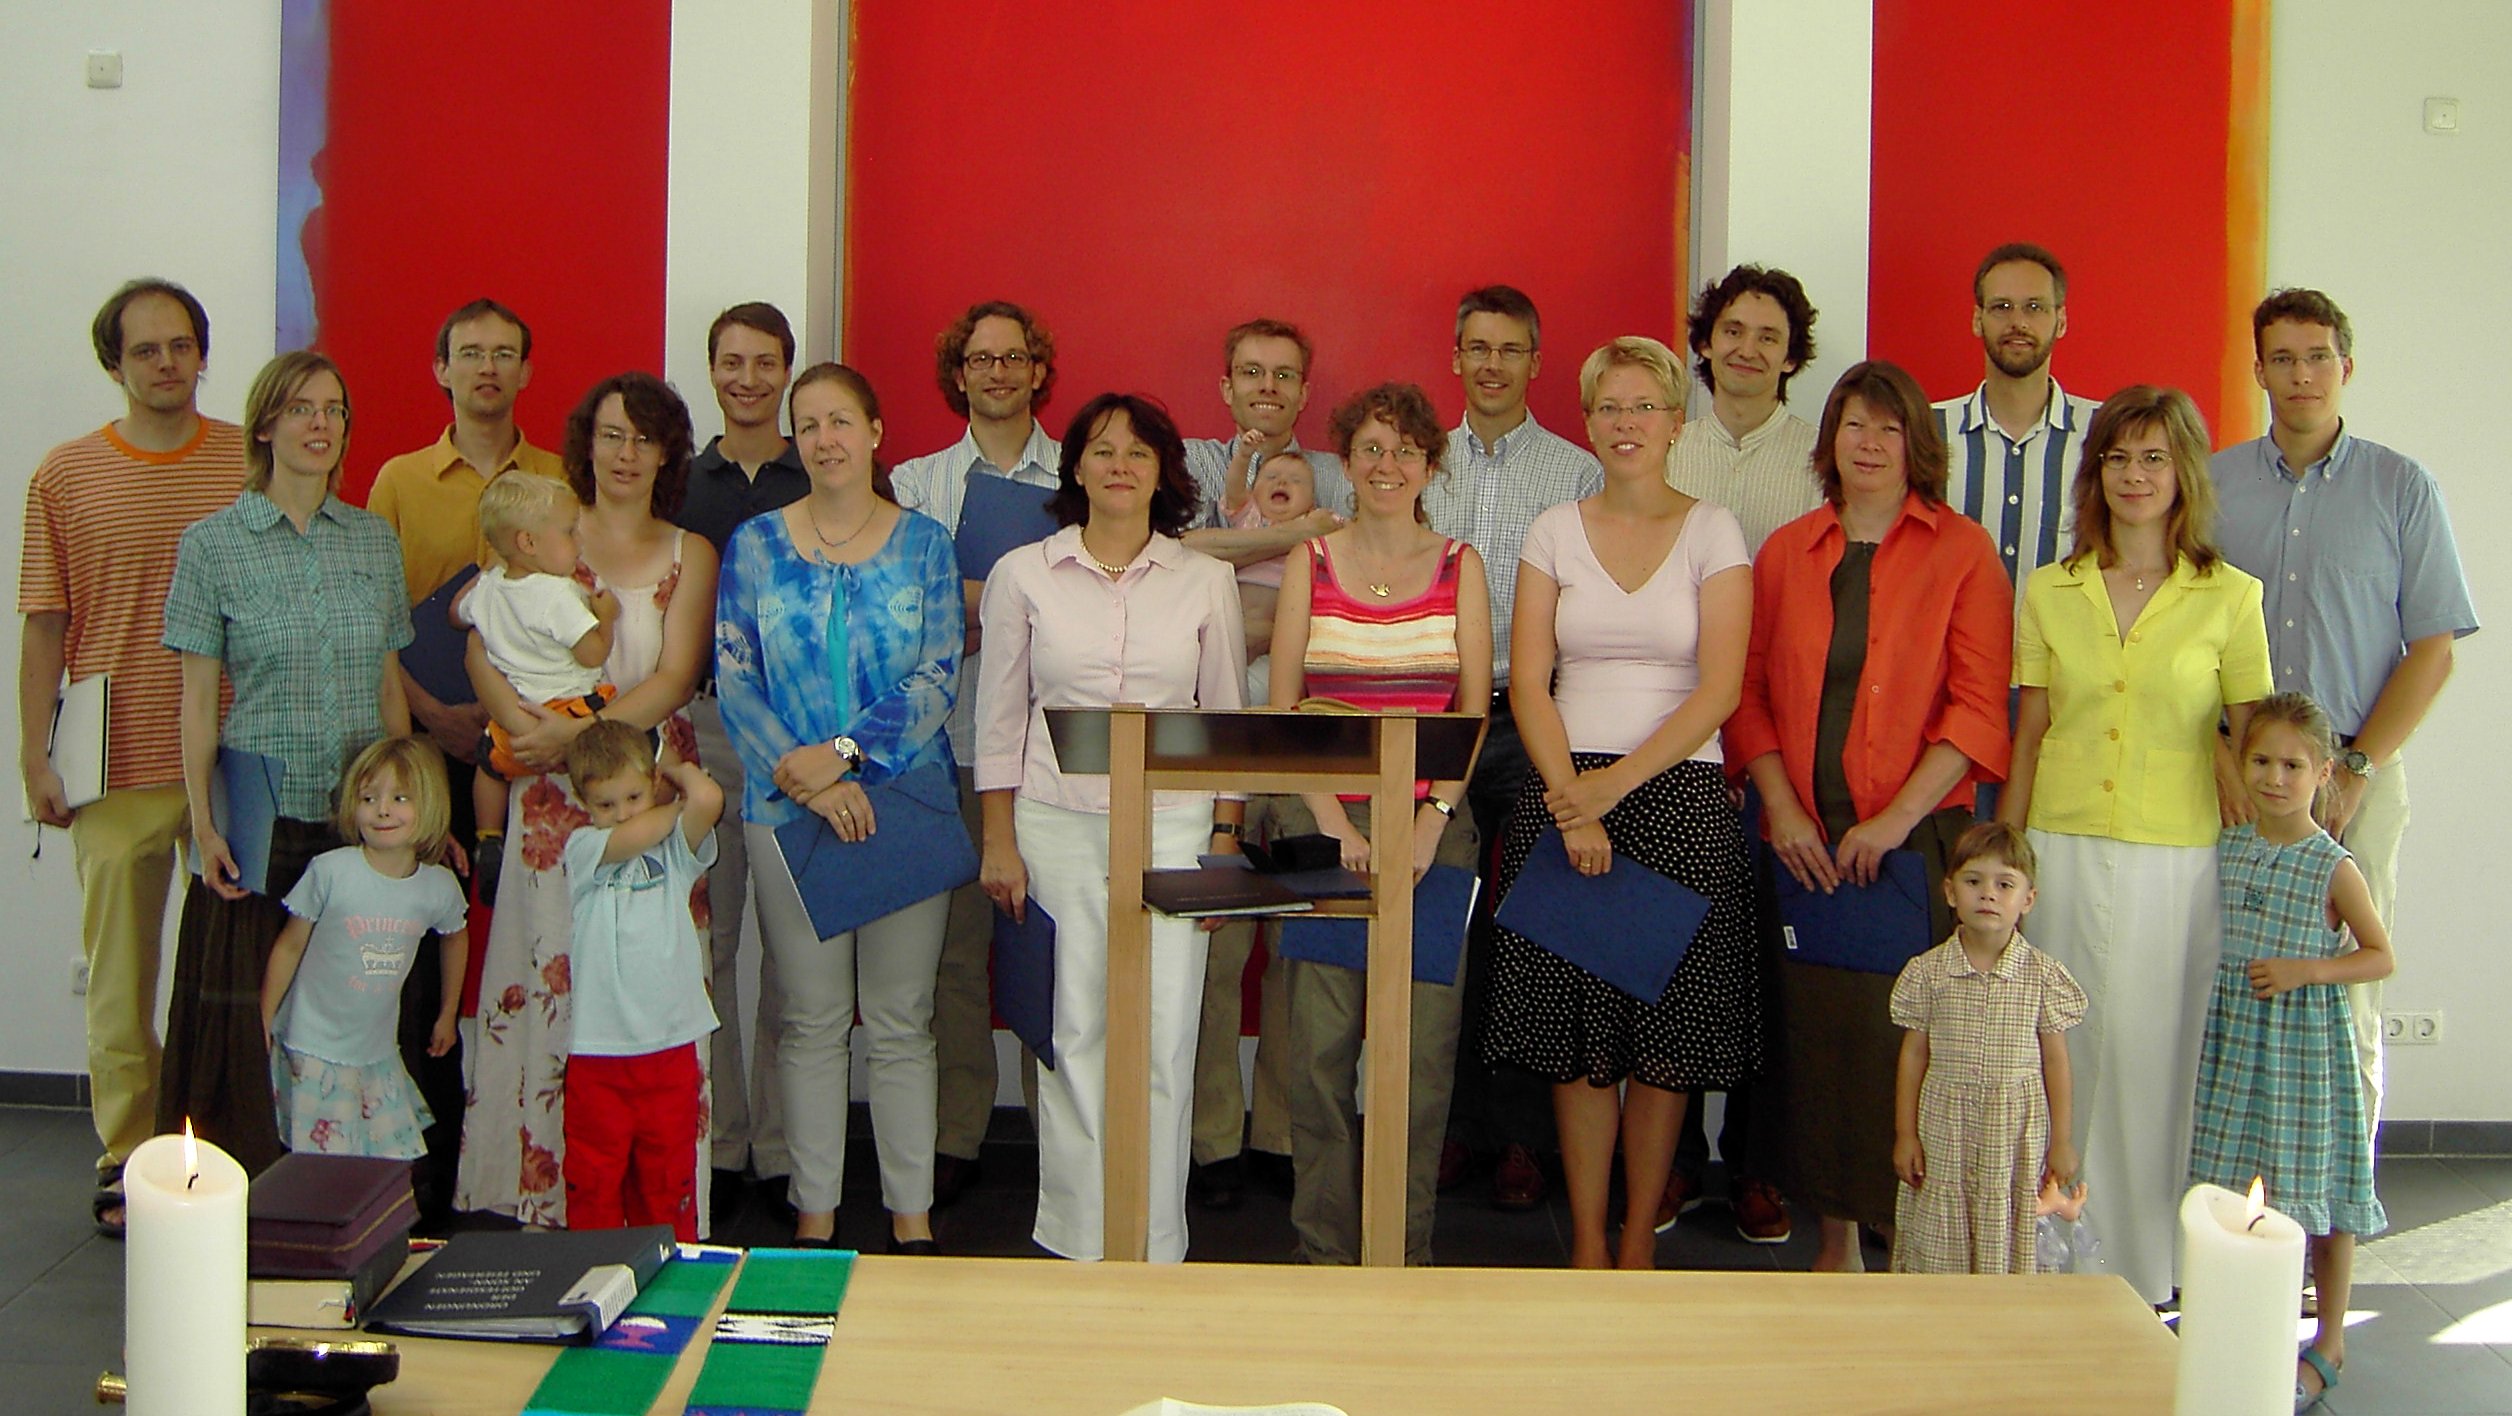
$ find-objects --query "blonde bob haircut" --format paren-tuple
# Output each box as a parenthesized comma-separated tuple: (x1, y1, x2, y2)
(335, 736, 453, 862)
(242, 350, 353, 494)
(1577, 335, 1685, 412)
(2063, 384, 2222, 577)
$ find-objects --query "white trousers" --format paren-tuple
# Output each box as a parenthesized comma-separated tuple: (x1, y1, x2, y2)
(746, 821, 950, 1217)
(2028, 831, 2219, 1306)
(1018, 797, 1209, 1263)
(2338, 758, 2408, 1131)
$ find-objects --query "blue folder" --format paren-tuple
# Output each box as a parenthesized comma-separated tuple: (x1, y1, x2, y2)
(953, 473, 1060, 582)
(1493, 826, 1711, 1003)
(402, 564, 482, 707)
(1275, 865, 1480, 986)
(1770, 845, 1934, 974)
(770, 763, 978, 939)
(990, 900, 1057, 1070)
(193, 747, 285, 895)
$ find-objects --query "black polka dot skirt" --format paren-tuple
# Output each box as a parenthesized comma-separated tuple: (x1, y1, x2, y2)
(1481, 754, 1765, 1091)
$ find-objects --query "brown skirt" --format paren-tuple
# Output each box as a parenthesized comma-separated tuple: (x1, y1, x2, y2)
(156, 816, 341, 1176)
(1773, 806, 1969, 1229)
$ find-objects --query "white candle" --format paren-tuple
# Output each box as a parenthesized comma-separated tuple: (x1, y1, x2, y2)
(2173, 1178, 2306, 1416)
(124, 1124, 247, 1416)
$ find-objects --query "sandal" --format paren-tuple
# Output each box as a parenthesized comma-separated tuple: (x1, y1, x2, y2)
(2294, 1345, 2341, 1412)
(92, 1177, 127, 1240)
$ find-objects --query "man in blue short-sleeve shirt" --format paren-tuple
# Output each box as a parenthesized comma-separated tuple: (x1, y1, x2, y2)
(2211, 287, 2479, 1128)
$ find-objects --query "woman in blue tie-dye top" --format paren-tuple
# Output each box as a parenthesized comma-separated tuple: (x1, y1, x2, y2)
(713, 362, 964, 1255)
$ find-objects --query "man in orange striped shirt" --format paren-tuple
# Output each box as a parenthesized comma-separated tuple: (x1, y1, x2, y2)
(17, 279, 245, 1235)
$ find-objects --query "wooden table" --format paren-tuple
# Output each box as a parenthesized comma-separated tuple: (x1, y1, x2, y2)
(324, 1257, 2176, 1414)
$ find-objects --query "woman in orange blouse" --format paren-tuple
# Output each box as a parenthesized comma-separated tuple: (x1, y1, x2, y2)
(1726, 360, 2011, 1271)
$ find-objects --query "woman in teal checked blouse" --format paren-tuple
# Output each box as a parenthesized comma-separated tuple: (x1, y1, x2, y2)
(714, 362, 964, 1252)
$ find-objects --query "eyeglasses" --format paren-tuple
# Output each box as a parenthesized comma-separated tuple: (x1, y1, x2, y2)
(1352, 441, 1429, 469)
(1458, 341, 1533, 366)
(1981, 299, 2057, 319)
(2264, 350, 2341, 371)
(1589, 400, 1671, 421)
(450, 347, 522, 368)
(963, 350, 1034, 372)
(281, 401, 349, 424)
(593, 427, 659, 456)
(1232, 363, 1304, 386)
(2098, 449, 2175, 474)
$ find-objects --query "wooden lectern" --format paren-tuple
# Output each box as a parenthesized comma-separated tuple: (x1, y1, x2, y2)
(1047, 707, 1484, 1264)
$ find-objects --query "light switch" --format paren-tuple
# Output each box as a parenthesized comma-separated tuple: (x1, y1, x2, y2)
(86, 49, 122, 89)
(2424, 96, 2460, 135)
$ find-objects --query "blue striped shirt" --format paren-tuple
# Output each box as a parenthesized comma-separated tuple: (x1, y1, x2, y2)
(1934, 380, 2099, 606)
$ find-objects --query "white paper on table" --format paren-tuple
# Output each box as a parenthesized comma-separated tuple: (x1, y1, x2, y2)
(25, 672, 108, 819)
(1120, 1402, 1351, 1416)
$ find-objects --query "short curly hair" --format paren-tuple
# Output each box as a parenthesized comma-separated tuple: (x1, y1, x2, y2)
(935, 301, 1056, 419)
(1685, 265, 1817, 400)
(563, 372, 694, 522)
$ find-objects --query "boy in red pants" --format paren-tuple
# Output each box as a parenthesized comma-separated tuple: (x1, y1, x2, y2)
(560, 721, 722, 1240)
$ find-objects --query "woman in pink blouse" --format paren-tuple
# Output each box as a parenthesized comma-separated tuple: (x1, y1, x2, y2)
(972, 392, 1247, 1262)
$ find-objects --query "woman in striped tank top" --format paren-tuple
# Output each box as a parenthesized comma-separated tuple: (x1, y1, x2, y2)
(1266, 382, 1491, 1266)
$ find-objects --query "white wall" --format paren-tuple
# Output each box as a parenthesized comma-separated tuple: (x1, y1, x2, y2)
(1690, 0, 1872, 417)
(2262, 2, 2510, 1122)
(0, 4, 282, 1076)
(660, 0, 843, 407)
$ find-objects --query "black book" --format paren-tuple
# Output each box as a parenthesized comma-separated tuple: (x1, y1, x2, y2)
(1140, 866, 1316, 919)
(363, 1225, 675, 1344)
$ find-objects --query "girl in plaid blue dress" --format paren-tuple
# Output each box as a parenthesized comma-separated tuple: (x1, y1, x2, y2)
(2190, 694, 2392, 1410)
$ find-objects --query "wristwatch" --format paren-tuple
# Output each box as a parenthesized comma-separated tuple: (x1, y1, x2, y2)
(2340, 748, 2377, 779)
(831, 735, 865, 771)
(1211, 820, 1244, 840)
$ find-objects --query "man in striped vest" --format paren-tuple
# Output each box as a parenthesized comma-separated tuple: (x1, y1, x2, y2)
(18, 279, 245, 1236)
(1932, 243, 2100, 607)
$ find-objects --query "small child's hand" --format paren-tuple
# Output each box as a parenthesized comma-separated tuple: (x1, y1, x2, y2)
(260, 1009, 277, 1055)
(2043, 1138, 2081, 1194)
(427, 1014, 459, 1058)
(1234, 427, 1276, 463)
(2248, 956, 2316, 999)
(1893, 1132, 1925, 1189)
(587, 587, 621, 622)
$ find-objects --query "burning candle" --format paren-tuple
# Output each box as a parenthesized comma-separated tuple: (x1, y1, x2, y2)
(2173, 1178, 2306, 1415)
(123, 1122, 246, 1416)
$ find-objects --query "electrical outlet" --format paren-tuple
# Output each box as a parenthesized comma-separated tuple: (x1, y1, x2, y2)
(71, 960, 89, 996)
(2384, 1010, 2442, 1046)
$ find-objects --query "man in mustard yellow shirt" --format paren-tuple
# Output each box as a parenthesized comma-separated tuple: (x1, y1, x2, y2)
(364, 296, 565, 1230)
(367, 298, 567, 768)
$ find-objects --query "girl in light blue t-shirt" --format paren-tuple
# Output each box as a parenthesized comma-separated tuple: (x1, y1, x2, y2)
(260, 738, 471, 1160)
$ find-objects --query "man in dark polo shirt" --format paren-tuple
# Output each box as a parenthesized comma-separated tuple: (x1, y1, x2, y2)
(676, 301, 809, 1214)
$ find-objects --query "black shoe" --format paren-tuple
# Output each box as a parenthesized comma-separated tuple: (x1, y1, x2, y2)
(1190, 1155, 1246, 1211)
(473, 837, 505, 904)
(1245, 1148, 1294, 1200)
(887, 1234, 942, 1256)
(932, 1153, 983, 1211)
(710, 1167, 747, 1227)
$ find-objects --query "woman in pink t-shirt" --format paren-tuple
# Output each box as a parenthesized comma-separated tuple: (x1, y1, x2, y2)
(1482, 337, 1760, 1269)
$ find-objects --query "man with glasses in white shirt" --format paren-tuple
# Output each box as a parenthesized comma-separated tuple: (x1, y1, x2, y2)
(1427, 284, 1601, 1212)
(891, 300, 1068, 1209)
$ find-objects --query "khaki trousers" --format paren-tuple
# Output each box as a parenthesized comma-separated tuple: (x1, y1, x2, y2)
(2338, 757, 2409, 1132)
(67, 784, 189, 1181)
(933, 769, 1002, 1159)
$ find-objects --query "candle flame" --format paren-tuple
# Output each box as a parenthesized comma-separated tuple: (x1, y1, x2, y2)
(2244, 1176, 2267, 1230)
(181, 1119, 199, 1179)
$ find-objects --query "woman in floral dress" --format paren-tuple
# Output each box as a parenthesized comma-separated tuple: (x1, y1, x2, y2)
(454, 373, 718, 1227)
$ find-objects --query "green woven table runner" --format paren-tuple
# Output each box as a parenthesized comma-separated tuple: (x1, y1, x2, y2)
(680, 1248, 856, 1416)
(520, 1246, 742, 1416)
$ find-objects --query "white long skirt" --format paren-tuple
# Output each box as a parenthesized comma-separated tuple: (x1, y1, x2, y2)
(2027, 830, 2220, 1305)
(1019, 797, 1210, 1262)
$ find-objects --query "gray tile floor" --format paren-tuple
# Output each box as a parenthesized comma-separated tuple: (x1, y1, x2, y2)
(6, 1103, 2507, 1413)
